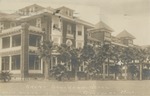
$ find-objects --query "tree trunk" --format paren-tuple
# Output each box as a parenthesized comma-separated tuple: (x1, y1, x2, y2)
(44, 59, 50, 80)
(75, 66, 78, 81)
(140, 63, 143, 80)
(124, 65, 127, 80)
(108, 58, 110, 77)
(115, 73, 117, 80)
(86, 72, 90, 80)
(102, 63, 106, 80)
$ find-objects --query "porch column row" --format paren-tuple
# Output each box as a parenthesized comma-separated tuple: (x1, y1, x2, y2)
(21, 23, 29, 79)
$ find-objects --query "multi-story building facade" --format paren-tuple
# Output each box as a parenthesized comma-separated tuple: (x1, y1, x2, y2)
(0, 4, 139, 79)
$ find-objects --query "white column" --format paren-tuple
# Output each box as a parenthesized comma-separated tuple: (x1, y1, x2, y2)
(0, 38, 2, 49)
(9, 56, 12, 71)
(10, 36, 12, 48)
(82, 25, 84, 39)
(0, 56, 1, 71)
(51, 56, 53, 69)
(55, 57, 57, 65)
(83, 62, 85, 71)
(41, 58, 43, 74)
(69, 61, 72, 71)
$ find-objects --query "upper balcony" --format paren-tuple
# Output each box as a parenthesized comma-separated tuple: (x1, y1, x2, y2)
(0, 26, 22, 36)
(0, 25, 44, 37)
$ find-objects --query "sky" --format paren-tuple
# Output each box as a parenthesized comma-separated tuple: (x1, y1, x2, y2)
(0, 0, 150, 46)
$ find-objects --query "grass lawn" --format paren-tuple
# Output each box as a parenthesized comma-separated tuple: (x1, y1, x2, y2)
(0, 80, 150, 96)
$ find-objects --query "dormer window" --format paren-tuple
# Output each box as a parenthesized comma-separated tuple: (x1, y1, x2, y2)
(67, 24, 72, 34)
(105, 32, 111, 37)
(69, 11, 72, 16)
(66, 10, 69, 15)
(128, 39, 133, 44)
(65, 10, 72, 17)
(36, 18, 41, 28)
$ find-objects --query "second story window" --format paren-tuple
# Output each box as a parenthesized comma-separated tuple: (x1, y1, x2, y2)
(2, 37, 10, 48)
(53, 17, 61, 31)
(12, 34, 21, 47)
(0, 22, 4, 32)
(67, 24, 72, 34)
(10, 22, 16, 28)
(77, 25, 82, 36)
(36, 18, 41, 28)
(78, 31, 82, 36)
(29, 34, 41, 47)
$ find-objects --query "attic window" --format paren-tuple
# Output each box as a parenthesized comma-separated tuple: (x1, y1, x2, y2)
(66, 10, 72, 16)
(105, 32, 111, 37)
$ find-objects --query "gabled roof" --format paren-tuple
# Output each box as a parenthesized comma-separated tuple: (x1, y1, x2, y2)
(19, 4, 45, 11)
(0, 12, 20, 21)
(89, 21, 114, 32)
(0, 12, 8, 16)
(116, 30, 135, 39)
(56, 6, 74, 11)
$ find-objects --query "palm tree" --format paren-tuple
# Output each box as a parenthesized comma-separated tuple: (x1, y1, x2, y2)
(127, 64, 138, 80)
(109, 45, 123, 80)
(48, 43, 72, 81)
(70, 48, 82, 80)
(98, 44, 112, 79)
(80, 45, 96, 80)
(134, 47, 148, 80)
(37, 40, 53, 79)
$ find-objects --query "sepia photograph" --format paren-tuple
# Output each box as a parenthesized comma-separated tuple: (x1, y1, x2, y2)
(0, 0, 150, 96)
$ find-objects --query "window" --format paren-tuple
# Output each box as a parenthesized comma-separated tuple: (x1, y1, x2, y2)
(10, 22, 16, 28)
(105, 32, 111, 37)
(77, 25, 82, 36)
(78, 31, 82, 36)
(0, 22, 4, 31)
(67, 24, 72, 34)
(67, 63, 72, 71)
(52, 56, 57, 66)
(66, 10, 69, 16)
(29, 55, 41, 70)
(29, 34, 41, 47)
(2, 37, 10, 48)
(12, 34, 21, 47)
(128, 39, 133, 44)
(2, 56, 9, 70)
(53, 17, 61, 30)
(69, 11, 72, 16)
(36, 18, 41, 28)
(11, 55, 20, 70)
(79, 63, 84, 72)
